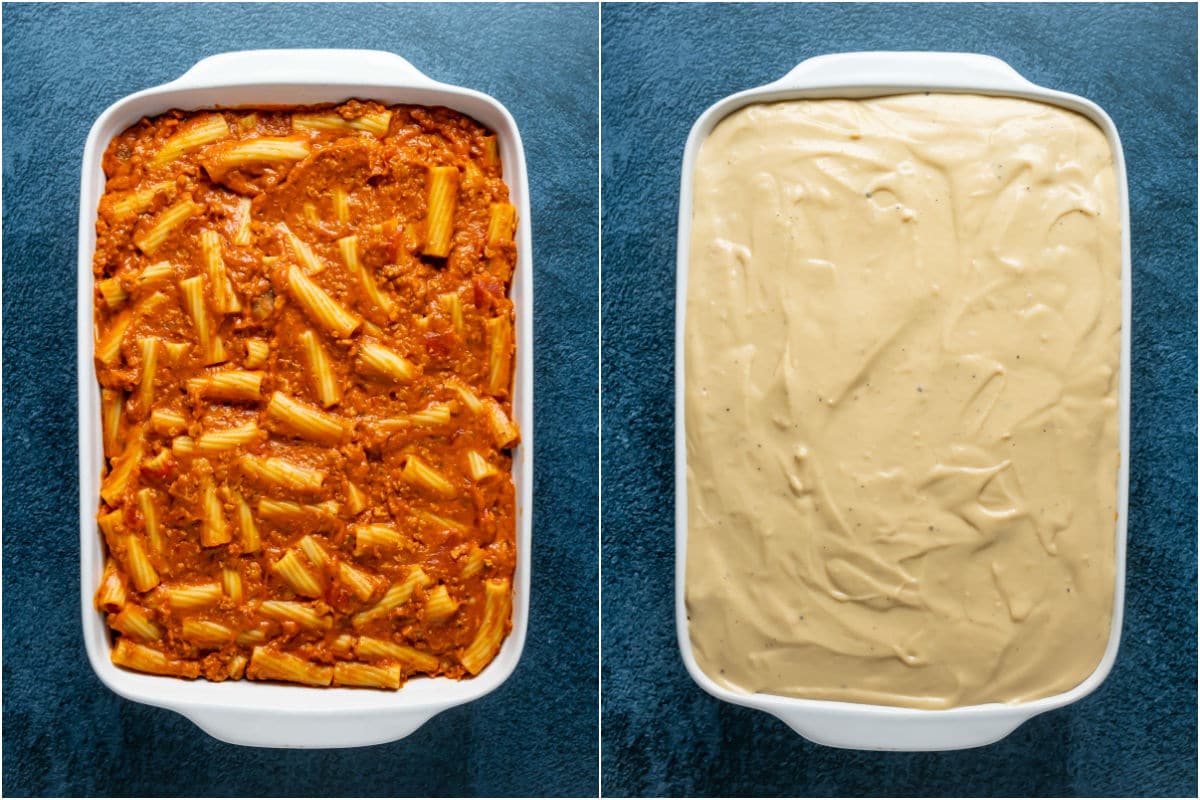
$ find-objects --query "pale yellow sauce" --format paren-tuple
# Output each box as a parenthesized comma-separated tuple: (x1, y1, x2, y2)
(685, 94, 1120, 709)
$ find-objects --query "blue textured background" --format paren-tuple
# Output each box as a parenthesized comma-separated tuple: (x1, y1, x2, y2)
(2, 3, 597, 796)
(602, 3, 1197, 797)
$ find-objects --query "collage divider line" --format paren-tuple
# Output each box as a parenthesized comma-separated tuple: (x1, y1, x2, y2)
(596, 1, 604, 794)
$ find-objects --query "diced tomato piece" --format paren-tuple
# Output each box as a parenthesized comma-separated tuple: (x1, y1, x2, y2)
(473, 277, 503, 311)
(425, 330, 454, 357)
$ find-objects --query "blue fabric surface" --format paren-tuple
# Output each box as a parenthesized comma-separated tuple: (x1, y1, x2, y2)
(601, 3, 1197, 797)
(2, 3, 597, 796)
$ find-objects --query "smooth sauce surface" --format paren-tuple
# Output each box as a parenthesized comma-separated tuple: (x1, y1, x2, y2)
(685, 94, 1120, 708)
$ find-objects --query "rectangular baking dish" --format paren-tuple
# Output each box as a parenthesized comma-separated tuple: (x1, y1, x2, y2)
(77, 49, 533, 749)
(674, 51, 1130, 751)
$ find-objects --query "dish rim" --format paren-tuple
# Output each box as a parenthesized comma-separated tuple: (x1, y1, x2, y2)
(76, 48, 534, 749)
(673, 51, 1131, 751)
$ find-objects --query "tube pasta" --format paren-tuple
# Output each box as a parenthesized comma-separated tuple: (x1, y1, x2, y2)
(299, 330, 341, 407)
(338, 561, 385, 602)
(465, 450, 500, 481)
(123, 535, 160, 593)
(95, 310, 131, 366)
(162, 340, 190, 362)
(334, 661, 402, 689)
(338, 235, 394, 315)
(135, 197, 203, 255)
(258, 600, 331, 632)
(200, 229, 241, 313)
(376, 402, 453, 433)
(257, 497, 338, 522)
(112, 605, 162, 641)
(352, 568, 432, 627)
(461, 578, 512, 674)
(424, 166, 459, 258)
(413, 508, 469, 533)
(352, 523, 404, 555)
(486, 202, 516, 248)
(293, 110, 392, 136)
(482, 397, 520, 449)
(356, 341, 414, 383)
(439, 292, 464, 335)
(137, 488, 163, 554)
(222, 567, 244, 603)
(332, 187, 350, 223)
(400, 455, 456, 498)
(345, 481, 368, 515)
(138, 262, 175, 288)
(149, 408, 186, 436)
(270, 550, 323, 598)
(101, 436, 144, 505)
(444, 377, 483, 413)
(179, 276, 226, 365)
(101, 389, 124, 457)
(266, 391, 346, 444)
(247, 646, 332, 686)
(163, 581, 222, 610)
(97, 510, 124, 552)
(188, 370, 263, 402)
(200, 474, 231, 547)
(281, 224, 325, 275)
(460, 546, 486, 579)
(244, 338, 269, 369)
(296, 534, 331, 568)
(109, 181, 174, 218)
(152, 114, 230, 166)
(231, 488, 260, 552)
(239, 454, 326, 492)
(226, 653, 249, 679)
(236, 628, 268, 647)
(95, 559, 128, 612)
(137, 337, 160, 410)
(481, 135, 499, 168)
(197, 421, 262, 455)
(182, 618, 235, 648)
(355, 636, 439, 672)
(98, 277, 129, 308)
(287, 265, 360, 337)
(233, 196, 254, 246)
(424, 585, 460, 622)
(486, 315, 513, 398)
(112, 639, 200, 678)
(202, 136, 311, 172)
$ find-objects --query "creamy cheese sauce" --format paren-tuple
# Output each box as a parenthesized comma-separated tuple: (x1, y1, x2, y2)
(684, 94, 1120, 709)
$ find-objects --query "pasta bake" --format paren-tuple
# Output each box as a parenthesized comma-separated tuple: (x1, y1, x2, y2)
(685, 95, 1120, 709)
(91, 101, 518, 689)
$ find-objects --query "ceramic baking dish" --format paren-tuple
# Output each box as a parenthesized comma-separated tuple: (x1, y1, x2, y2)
(674, 52, 1130, 751)
(77, 49, 533, 748)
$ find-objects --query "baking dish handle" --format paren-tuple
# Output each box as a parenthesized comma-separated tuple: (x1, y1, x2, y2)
(180, 705, 440, 749)
(768, 704, 1034, 752)
(771, 51, 1038, 93)
(167, 49, 443, 91)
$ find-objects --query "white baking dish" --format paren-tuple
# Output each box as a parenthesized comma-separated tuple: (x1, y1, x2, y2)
(77, 49, 533, 749)
(674, 52, 1130, 751)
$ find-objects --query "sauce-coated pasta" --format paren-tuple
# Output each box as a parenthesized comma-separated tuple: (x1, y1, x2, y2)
(92, 101, 518, 688)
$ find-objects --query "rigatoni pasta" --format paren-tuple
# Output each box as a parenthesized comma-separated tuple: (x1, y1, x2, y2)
(92, 101, 519, 689)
